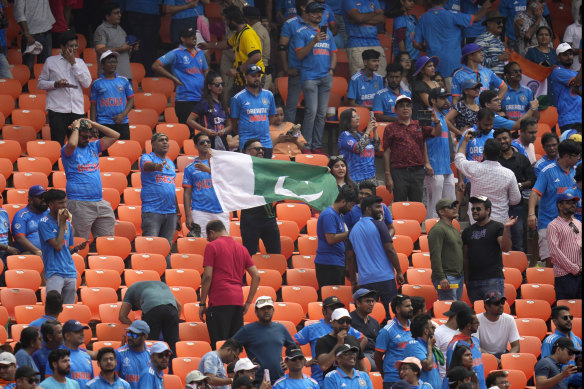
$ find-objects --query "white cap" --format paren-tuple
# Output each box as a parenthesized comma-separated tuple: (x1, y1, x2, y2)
(395, 95, 412, 105)
(100, 49, 120, 62)
(556, 42, 573, 55)
(0, 352, 16, 365)
(185, 370, 208, 383)
(234, 358, 259, 373)
(23, 41, 43, 55)
(150, 342, 171, 354)
(331, 308, 351, 321)
(255, 296, 274, 309)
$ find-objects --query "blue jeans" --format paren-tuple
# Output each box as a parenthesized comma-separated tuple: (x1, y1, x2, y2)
(466, 278, 505, 304)
(359, 279, 398, 320)
(141, 212, 177, 268)
(433, 274, 464, 301)
(284, 73, 302, 122)
(302, 73, 332, 150)
(333, 14, 347, 49)
(555, 273, 582, 300)
(509, 203, 525, 252)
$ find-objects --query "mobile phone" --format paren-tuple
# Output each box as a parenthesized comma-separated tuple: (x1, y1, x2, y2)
(264, 369, 270, 383)
(417, 110, 432, 127)
(321, 25, 327, 35)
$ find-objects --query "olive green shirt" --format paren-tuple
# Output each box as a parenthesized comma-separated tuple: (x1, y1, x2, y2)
(428, 220, 464, 281)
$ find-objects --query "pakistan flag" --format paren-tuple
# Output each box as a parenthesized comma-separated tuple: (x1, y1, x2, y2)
(210, 150, 338, 211)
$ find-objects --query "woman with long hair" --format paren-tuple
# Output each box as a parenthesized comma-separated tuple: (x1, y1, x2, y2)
(187, 71, 234, 150)
(328, 155, 356, 190)
(337, 108, 379, 184)
(443, 345, 479, 389)
(412, 56, 440, 118)
(14, 326, 42, 373)
(397, 51, 414, 93)
(445, 79, 481, 137)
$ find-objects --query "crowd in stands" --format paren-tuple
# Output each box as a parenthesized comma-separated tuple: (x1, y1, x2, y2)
(0, 0, 583, 388)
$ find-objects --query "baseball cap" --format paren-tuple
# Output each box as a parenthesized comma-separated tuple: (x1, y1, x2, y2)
(429, 87, 451, 102)
(395, 95, 412, 106)
(150, 342, 172, 355)
(335, 344, 359, 356)
(23, 41, 43, 55)
(435, 198, 458, 213)
(470, 195, 489, 203)
(255, 296, 274, 308)
(285, 347, 305, 360)
(179, 27, 197, 38)
(186, 370, 208, 384)
(28, 185, 47, 197)
(245, 64, 264, 75)
(0, 352, 16, 365)
(447, 366, 475, 382)
(62, 320, 89, 334)
(554, 337, 580, 353)
(234, 358, 259, 372)
(331, 308, 351, 321)
(353, 288, 376, 302)
(126, 320, 150, 335)
(443, 301, 471, 317)
(484, 291, 507, 305)
(323, 296, 344, 308)
(557, 189, 581, 203)
(461, 43, 483, 63)
(100, 49, 119, 63)
(556, 42, 573, 55)
(305, 1, 325, 12)
(461, 78, 483, 91)
(394, 357, 422, 371)
(15, 366, 39, 379)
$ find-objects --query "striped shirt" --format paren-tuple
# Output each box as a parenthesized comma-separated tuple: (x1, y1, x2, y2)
(547, 216, 582, 277)
(475, 31, 506, 75)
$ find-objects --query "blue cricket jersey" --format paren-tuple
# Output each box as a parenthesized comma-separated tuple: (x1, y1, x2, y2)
(38, 215, 76, 279)
(274, 374, 320, 389)
(446, 335, 486, 389)
(116, 344, 151, 389)
(375, 318, 413, 383)
(156, 46, 207, 101)
(90, 74, 134, 124)
(372, 88, 411, 118)
(338, 131, 376, 183)
(393, 13, 420, 60)
(342, 0, 382, 48)
(291, 25, 337, 83)
(462, 129, 494, 162)
(46, 347, 94, 389)
(86, 375, 131, 389)
(541, 330, 583, 360)
(404, 339, 442, 389)
(326, 0, 343, 14)
(0, 209, 8, 254)
(499, 0, 526, 40)
(281, 16, 304, 70)
(61, 140, 104, 202)
(344, 204, 393, 231)
(315, 206, 347, 267)
(276, 0, 297, 19)
(502, 84, 534, 120)
(137, 364, 163, 389)
(139, 153, 177, 214)
(533, 162, 576, 229)
(163, 0, 204, 19)
(349, 217, 395, 284)
(551, 66, 582, 127)
(323, 368, 374, 389)
(11, 206, 49, 251)
(183, 159, 223, 213)
(426, 112, 453, 175)
(348, 70, 384, 108)
(461, 0, 485, 38)
(230, 88, 277, 150)
(451, 64, 504, 98)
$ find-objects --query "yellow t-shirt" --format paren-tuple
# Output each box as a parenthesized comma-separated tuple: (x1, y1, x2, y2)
(228, 25, 265, 86)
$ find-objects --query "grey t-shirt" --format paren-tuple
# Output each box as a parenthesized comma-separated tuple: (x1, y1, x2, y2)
(123, 281, 177, 315)
(534, 356, 568, 389)
(94, 21, 132, 79)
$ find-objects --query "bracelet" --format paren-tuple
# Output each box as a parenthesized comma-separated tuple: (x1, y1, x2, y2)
(72, 127, 79, 131)
(528, 214, 536, 216)
(199, 303, 206, 307)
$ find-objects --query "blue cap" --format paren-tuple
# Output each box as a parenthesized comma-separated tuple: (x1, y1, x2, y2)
(62, 320, 89, 334)
(127, 320, 150, 335)
(413, 56, 439, 76)
(461, 43, 483, 63)
(557, 189, 581, 203)
(460, 78, 483, 91)
(305, 1, 325, 12)
(352, 288, 376, 302)
(28, 185, 46, 197)
(245, 64, 264, 75)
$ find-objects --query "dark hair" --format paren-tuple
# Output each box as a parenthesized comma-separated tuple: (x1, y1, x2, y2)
(551, 305, 570, 320)
(45, 290, 64, 316)
(206, 220, 226, 236)
(97, 347, 116, 363)
(243, 138, 261, 151)
(295, 0, 309, 15)
(575, 163, 582, 182)
(193, 132, 210, 145)
(503, 61, 520, 75)
(493, 127, 511, 139)
(410, 296, 426, 317)
(362, 49, 381, 61)
(59, 31, 78, 47)
(358, 180, 377, 195)
(386, 62, 403, 76)
(102, 2, 120, 18)
(469, 197, 492, 214)
(43, 189, 67, 204)
(220, 338, 242, 353)
(536, 25, 553, 38)
(41, 320, 61, 343)
(328, 156, 355, 189)
(449, 345, 472, 370)
(339, 108, 356, 133)
(390, 294, 411, 314)
(558, 139, 582, 158)
(541, 132, 559, 146)
(48, 348, 71, 370)
(14, 327, 39, 353)
(520, 117, 538, 132)
(455, 309, 476, 330)
(479, 90, 499, 107)
(336, 185, 359, 203)
(410, 314, 432, 338)
(483, 138, 502, 161)
(477, 107, 495, 122)
(486, 371, 507, 387)
(360, 195, 383, 212)
(201, 71, 228, 117)
(458, 383, 476, 389)
(223, 5, 246, 24)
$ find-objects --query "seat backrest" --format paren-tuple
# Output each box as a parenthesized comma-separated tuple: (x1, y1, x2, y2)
(520, 283, 556, 305)
(170, 253, 204, 273)
(391, 201, 427, 224)
(515, 299, 551, 321)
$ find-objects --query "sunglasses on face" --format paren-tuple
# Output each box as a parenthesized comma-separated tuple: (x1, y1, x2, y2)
(562, 315, 575, 321)
(198, 140, 211, 145)
(288, 356, 304, 362)
(26, 378, 40, 384)
(127, 332, 140, 339)
(490, 300, 505, 306)
(569, 222, 579, 234)
(212, 82, 225, 87)
(336, 318, 352, 325)
(471, 207, 483, 212)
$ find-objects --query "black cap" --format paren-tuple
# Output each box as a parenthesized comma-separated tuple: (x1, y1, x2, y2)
(323, 296, 344, 308)
(232, 375, 254, 389)
(285, 347, 304, 359)
(245, 64, 264, 75)
(179, 27, 197, 38)
(443, 301, 471, 317)
(484, 291, 506, 305)
(305, 2, 325, 12)
(243, 6, 261, 18)
(554, 337, 580, 353)
(429, 87, 451, 102)
(447, 366, 475, 382)
(15, 366, 39, 379)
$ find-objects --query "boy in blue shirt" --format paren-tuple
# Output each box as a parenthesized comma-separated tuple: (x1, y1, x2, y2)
(552, 44, 582, 133)
(347, 50, 384, 108)
(90, 50, 134, 140)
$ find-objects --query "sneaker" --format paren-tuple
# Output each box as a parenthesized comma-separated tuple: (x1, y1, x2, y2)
(312, 148, 328, 156)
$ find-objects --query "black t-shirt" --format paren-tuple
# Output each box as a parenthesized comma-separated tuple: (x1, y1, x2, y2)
(461, 220, 505, 281)
(349, 311, 379, 354)
(314, 334, 364, 376)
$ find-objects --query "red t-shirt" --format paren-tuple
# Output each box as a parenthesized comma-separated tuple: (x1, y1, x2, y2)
(203, 236, 255, 307)
(49, 0, 75, 33)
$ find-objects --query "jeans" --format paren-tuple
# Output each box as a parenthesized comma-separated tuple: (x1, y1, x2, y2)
(48, 111, 86, 145)
(46, 276, 77, 304)
(333, 14, 347, 49)
(21, 31, 52, 76)
(240, 216, 281, 257)
(555, 273, 582, 300)
(301, 73, 332, 150)
(466, 278, 505, 304)
(284, 73, 302, 122)
(433, 274, 464, 301)
(359, 279, 398, 320)
(141, 212, 178, 268)
(0, 52, 11, 78)
(207, 305, 244, 349)
(143, 304, 180, 355)
(424, 173, 456, 219)
(509, 203, 525, 252)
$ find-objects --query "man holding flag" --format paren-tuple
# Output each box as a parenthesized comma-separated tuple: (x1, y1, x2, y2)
(552, 43, 582, 134)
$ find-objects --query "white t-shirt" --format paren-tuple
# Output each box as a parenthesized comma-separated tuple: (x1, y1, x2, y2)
(564, 21, 582, 70)
(434, 323, 459, 378)
(477, 313, 521, 355)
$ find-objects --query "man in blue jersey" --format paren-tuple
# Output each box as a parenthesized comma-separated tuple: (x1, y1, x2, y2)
(343, 181, 395, 236)
(501, 62, 540, 123)
(274, 347, 319, 389)
(116, 320, 151, 389)
(294, 296, 366, 386)
(373, 63, 411, 123)
(276, 0, 298, 22)
(30, 291, 63, 329)
(349, 196, 405, 319)
(46, 320, 94, 389)
(426, 88, 456, 219)
(511, 117, 538, 164)
(90, 50, 134, 140)
(404, 315, 441, 389)
(342, 0, 386, 77)
(414, 0, 492, 88)
(499, 0, 526, 52)
(534, 133, 559, 177)
(290, 1, 337, 155)
(452, 43, 507, 106)
(11, 185, 49, 256)
(315, 186, 358, 288)
(183, 133, 230, 238)
(528, 139, 581, 266)
(162, 0, 207, 47)
(34, 320, 63, 381)
(87, 347, 130, 389)
(62, 118, 119, 241)
(40, 349, 79, 389)
(374, 295, 414, 387)
(230, 65, 277, 157)
(347, 50, 383, 109)
(153, 27, 208, 125)
(323, 344, 374, 389)
(38, 190, 87, 304)
(140, 132, 181, 266)
(0, 199, 18, 282)
(479, 90, 538, 131)
(542, 306, 583, 359)
(446, 309, 487, 389)
(552, 43, 583, 133)
(137, 342, 169, 389)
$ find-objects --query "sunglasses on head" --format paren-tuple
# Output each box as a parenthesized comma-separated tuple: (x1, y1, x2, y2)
(198, 139, 211, 145)
(569, 222, 579, 234)
(336, 318, 352, 325)
(329, 155, 344, 161)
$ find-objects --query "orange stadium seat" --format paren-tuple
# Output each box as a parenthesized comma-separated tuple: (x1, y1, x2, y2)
(16, 157, 52, 176)
(99, 156, 132, 176)
(7, 255, 44, 273)
(100, 172, 128, 194)
(520, 283, 556, 306)
(515, 318, 548, 340)
(108, 140, 142, 164)
(93, 341, 122, 351)
(130, 63, 146, 84)
(170, 253, 204, 273)
(117, 205, 142, 234)
(286, 268, 318, 290)
(14, 305, 44, 324)
(142, 77, 174, 99)
(295, 154, 329, 166)
(3, 125, 37, 150)
(80, 287, 118, 321)
(10, 64, 31, 86)
(257, 269, 282, 291)
(156, 123, 190, 145)
(331, 77, 349, 99)
(177, 155, 196, 172)
(0, 159, 13, 180)
(481, 352, 498, 375)
(7, 49, 22, 65)
(501, 353, 537, 380)
(26, 140, 60, 165)
(165, 269, 201, 289)
(433, 300, 459, 319)
(321, 285, 353, 307)
(515, 299, 551, 321)
(102, 187, 121, 211)
(177, 237, 208, 256)
(131, 253, 167, 276)
(163, 375, 183, 389)
(393, 220, 422, 243)
(377, 185, 394, 206)
(306, 219, 317, 236)
(291, 255, 315, 269)
(129, 124, 153, 148)
(96, 323, 126, 341)
(0, 140, 22, 164)
(557, 299, 582, 318)
(261, 236, 295, 259)
(123, 188, 142, 206)
(281, 286, 318, 313)
(252, 254, 287, 275)
(96, 236, 132, 259)
(502, 251, 528, 272)
(396, 253, 410, 273)
(392, 235, 413, 257)
(59, 304, 92, 324)
(170, 287, 198, 316)
(179, 322, 210, 342)
(391, 202, 426, 224)
(124, 269, 161, 286)
(277, 220, 300, 242)
(401, 285, 437, 310)
(19, 93, 46, 112)
(0, 95, 15, 118)
(88, 255, 125, 274)
(176, 341, 212, 358)
(134, 92, 167, 115)
(0, 307, 7, 327)
(129, 108, 159, 129)
(412, 253, 431, 269)
(2, 204, 26, 223)
(525, 267, 554, 286)
(297, 236, 318, 256)
(164, 107, 179, 123)
(406, 268, 433, 286)
(134, 236, 171, 257)
(183, 303, 202, 323)
(5, 270, 41, 291)
(0, 288, 37, 320)
(272, 302, 305, 325)
(172, 357, 202, 384)
(276, 203, 312, 230)
(243, 286, 277, 304)
(12, 109, 46, 132)
(114, 220, 137, 242)
(0, 79, 22, 99)
(539, 106, 558, 128)
(502, 267, 523, 290)
(518, 336, 542, 358)
(308, 302, 324, 320)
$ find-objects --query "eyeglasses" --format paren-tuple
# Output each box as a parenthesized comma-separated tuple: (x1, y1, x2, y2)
(127, 332, 140, 339)
(446, 204, 458, 209)
(562, 315, 575, 321)
(471, 207, 483, 212)
(247, 146, 264, 152)
(569, 222, 579, 234)
(26, 378, 40, 384)
(489, 300, 506, 306)
(212, 82, 225, 87)
(198, 140, 211, 145)
(336, 318, 352, 325)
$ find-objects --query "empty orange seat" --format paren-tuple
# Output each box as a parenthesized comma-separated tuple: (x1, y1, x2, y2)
(500, 353, 537, 380)
(124, 269, 161, 286)
(0, 79, 22, 99)
(129, 124, 153, 148)
(393, 219, 421, 243)
(406, 268, 432, 285)
(3, 125, 37, 150)
(96, 322, 126, 341)
(502, 267, 523, 290)
(80, 286, 118, 321)
(5, 269, 41, 291)
(291, 255, 315, 269)
(525, 267, 554, 286)
(321, 285, 352, 307)
(392, 235, 414, 257)
(129, 108, 158, 129)
(514, 318, 547, 340)
(0, 140, 22, 163)
(297, 236, 318, 256)
(134, 92, 167, 115)
(520, 283, 556, 306)
(14, 305, 44, 324)
(131, 253, 167, 276)
(170, 253, 204, 273)
(12, 109, 46, 132)
(86, 269, 122, 290)
(176, 341, 212, 358)
(17, 157, 52, 176)
(286, 268, 318, 290)
(401, 284, 437, 311)
(142, 77, 174, 99)
(88, 255, 125, 274)
(156, 123, 190, 145)
(177, 237, 208, 256)
(7, 255, 44, 273)
(295, 154, 329, 166)
(96, 236, 132, 259)
(179, 322, 210, 342)
(252, 253, 287, 275)
(515, 299, 551, 321)
(257, 269, 282, 291)
(391, 202, 426, 224)
(134, 236, 171, 257)
(59, 304, 92, 323)
(276, 203, 311, 230)
(101, 172, 128, 194)
(281, 285, 318, 313)
(165, 269, 201, 289)
(108, 140, 142, 164)
(99, 156, 132, 176)
(19, 94, 46, 112)
(26, 140, 60, 165)
(117, 205, 142, 234)
(502, 251, 528, 272)
(0, 288, 37, 320)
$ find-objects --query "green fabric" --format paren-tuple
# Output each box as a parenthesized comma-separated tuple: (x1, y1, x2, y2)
(433, 346, 445, 366)
(427, 220, 464, 282)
